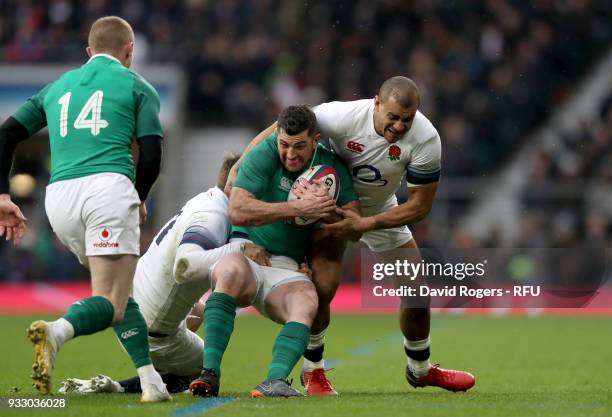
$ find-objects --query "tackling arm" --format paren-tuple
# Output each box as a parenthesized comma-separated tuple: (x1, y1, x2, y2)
(367, 181, 438, 230)
(322, 182, 438, 238)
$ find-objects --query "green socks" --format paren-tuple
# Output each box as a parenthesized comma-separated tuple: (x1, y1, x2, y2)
(63, 295, 114, 337)
(113, 297, 152, 368)
(203, 292, 237, 376)
(63, 296, 152, 370)
(266, 322, 310, 381)
(202, 293, 309, 382)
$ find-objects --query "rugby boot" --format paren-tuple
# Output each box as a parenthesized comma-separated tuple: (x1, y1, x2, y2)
(300, 368, 338, 396)
(406, 364, 475, 392)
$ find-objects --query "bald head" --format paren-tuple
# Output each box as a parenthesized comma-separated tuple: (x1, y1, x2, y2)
(378, 76, 420, 108)
(88, 16, 134, 59)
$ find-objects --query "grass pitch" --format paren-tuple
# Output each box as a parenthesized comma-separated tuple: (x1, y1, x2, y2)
(0, 314, 610, 417)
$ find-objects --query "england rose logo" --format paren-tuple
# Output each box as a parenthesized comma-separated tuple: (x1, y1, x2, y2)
(388, 145, 401, 161)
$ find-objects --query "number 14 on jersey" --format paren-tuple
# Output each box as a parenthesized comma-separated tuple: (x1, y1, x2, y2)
(58, 90, 109, 137)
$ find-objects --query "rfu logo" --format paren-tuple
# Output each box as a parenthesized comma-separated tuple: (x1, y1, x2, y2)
(346, 141, 365, 154)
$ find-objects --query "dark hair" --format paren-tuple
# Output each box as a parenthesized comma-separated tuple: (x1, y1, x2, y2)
(277, 105, 317, 137)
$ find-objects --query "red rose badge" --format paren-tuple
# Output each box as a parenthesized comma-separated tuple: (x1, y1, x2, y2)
(388, 145, 401, 161)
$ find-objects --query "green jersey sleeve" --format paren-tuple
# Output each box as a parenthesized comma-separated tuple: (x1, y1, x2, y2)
(11, 84, 50, 136)
(233, 135, 278, 196)
(132, 72, 163, 139)
(333, 156, 359, 207)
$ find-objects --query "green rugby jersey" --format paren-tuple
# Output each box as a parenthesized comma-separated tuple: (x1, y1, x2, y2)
(232, 133, 359, 263)
(12, 54, 162, 183)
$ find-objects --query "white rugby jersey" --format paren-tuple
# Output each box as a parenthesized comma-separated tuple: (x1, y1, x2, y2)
(313, 99, 441, 209)
(133, 187, 230, 335)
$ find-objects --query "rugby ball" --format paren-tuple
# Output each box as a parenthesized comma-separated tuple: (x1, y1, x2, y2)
(287, 165, 340, 226)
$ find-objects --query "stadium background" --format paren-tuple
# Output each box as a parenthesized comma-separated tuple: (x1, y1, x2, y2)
(0, 2, 611, 416)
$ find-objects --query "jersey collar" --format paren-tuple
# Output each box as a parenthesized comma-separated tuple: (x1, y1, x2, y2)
(87, 53, 121, 65)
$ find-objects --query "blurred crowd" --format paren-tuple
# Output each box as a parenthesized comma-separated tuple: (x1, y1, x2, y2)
(518, 93, 612, 248)
(1, 0, 611, 281)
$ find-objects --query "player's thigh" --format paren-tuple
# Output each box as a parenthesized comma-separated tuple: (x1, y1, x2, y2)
(210, 253, 258, 306)
(308, 235, 346, 300)
(83, 173, 141, 259)
(45, 177, 90, 267)
(263, 280, 318, 325)
(150, 323, 203, 377)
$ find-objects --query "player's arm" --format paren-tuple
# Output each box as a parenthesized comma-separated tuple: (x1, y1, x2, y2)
(133, 75, 164, 222)
(0, 87, 48, 242)
(230, 186, 334, 227)
(173, 221, 271, 283)
(0, 118, 30, 243)
(324, 182, 438, 237)
(134, 135, 162, 218)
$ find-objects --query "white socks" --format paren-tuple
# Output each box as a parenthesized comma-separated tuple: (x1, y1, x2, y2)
(137, 364, 165, 391)
(303, 330, 326, 371)
(404, 336, 431, 378)
(49, 318, 75, 348)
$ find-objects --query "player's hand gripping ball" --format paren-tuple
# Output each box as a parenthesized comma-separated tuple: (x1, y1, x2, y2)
(287, 165, 339, 225)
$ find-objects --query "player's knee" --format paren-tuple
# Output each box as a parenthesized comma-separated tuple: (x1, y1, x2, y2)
(314, 279, 340, 306)
(311, 261, 342, 304)
(287, 284, 318, 325)
(212, 254, 254, 302)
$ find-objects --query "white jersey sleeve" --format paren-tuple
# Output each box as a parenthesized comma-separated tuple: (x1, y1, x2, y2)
(405, 132, 441, 187)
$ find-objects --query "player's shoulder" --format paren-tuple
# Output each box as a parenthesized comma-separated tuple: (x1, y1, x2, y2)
(313, 99, 373, 135)
(314, 99, 372, 119)
(129, 69, 160, 99)
(51, 66, 84, 88)
(405, 110, 439, 145)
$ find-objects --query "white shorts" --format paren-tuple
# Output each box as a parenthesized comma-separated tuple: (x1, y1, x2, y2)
(360, 197, 413, 252)
(45, 173, 140, 267)
(211, 254, 311, 318)
(149, 320, 203, 377)
(361, 196, 412, 252)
